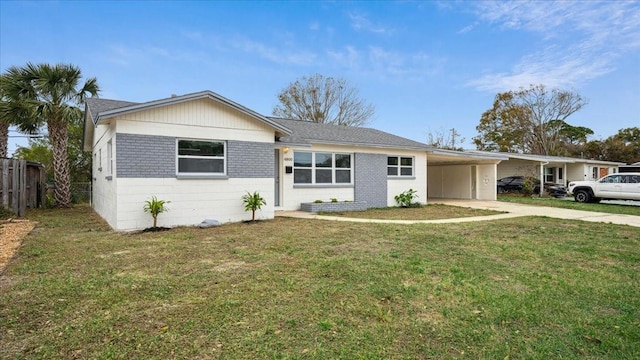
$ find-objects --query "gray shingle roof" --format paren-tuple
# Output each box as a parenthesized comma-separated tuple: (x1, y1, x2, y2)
(270, 117, 430, 150)
(85, 98, 138, 124)
(85, 91, 291, 135)
(85, 93, 432, 151)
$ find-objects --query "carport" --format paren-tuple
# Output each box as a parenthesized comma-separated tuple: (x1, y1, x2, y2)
(426, 149, 507, 201)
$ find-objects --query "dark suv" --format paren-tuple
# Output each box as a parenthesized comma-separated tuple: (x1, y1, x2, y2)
(497, 176, 567, 197)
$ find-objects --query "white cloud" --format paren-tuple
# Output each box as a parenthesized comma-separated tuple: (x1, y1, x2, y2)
(231, 36, 318, 66)
(348, 12, 392, 34)
(467, 0, 640, 91)
(327, 46, 360, 68)
(326, 44, 445, 81)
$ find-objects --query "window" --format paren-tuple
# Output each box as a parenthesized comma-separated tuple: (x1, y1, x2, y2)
(293, 151, 352, 185)
(106, 140, 113, 176)
(177, 139, 225, 175)
(544, 167, 554, 183)
(388, 156, 413, 177)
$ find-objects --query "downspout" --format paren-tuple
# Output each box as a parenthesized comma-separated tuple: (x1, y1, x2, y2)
(539, 161, 549, 196)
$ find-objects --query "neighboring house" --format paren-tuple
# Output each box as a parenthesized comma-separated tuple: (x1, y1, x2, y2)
(619, 162, 640, 173)
(83, 90, 504, 231)
(467, 151, 625, 185)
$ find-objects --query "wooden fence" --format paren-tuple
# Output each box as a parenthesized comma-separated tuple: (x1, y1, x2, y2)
(0, 158, 46, 216)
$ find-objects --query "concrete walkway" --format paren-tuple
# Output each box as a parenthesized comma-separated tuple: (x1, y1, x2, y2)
(276, 199, 640, 228)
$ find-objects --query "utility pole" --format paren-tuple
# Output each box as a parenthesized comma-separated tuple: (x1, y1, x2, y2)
(450, 128, 457, 149)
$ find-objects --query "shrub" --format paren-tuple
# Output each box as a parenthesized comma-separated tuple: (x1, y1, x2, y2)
(394, 189, 419, 208)
(522, 178, 536, 196)
(331, 198, 338, 203)
(314, 200, 323, 203)
(143, 196, 170, 228)
(242, 191, 267, 221)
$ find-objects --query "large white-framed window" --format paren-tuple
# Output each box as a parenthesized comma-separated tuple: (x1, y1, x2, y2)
(387, 156, 414, 177)
(293, 151, 352, 185)
(177, 139, 226, 175)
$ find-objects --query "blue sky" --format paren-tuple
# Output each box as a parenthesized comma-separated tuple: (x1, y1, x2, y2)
(2, 0, 639, 155)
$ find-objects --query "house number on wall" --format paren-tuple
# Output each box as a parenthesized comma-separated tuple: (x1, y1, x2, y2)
(284, 157, 293, 162)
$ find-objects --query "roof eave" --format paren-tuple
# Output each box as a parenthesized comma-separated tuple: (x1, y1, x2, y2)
(95, 91, 292, 135)
(433, 149, 508, 160)
(307, 139, 429, 151)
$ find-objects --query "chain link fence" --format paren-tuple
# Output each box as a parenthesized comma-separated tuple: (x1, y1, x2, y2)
(71, 182, 92, 204)
(46, 182, 92, 205)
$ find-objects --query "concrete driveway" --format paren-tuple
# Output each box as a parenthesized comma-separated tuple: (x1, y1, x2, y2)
(432, 199, 640, 228)
(277, 200, 640, 228)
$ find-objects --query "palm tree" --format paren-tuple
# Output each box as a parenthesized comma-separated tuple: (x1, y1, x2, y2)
(0, 63, 99, 206)
(0, 80, 39, 158)
(0, 86, 12, 158)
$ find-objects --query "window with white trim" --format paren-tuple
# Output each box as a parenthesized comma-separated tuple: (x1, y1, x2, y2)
(387, 156, 413, 177)
(177, 139, 226, 175)
(293, 151, 352, 184)
(544, 167, 554, 183)
(106, 140, 113, 176)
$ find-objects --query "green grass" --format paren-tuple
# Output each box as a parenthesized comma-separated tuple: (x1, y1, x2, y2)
(499, 195, 640, 216)
(321, 203, 502, 220)
(1, 206, 639, 359)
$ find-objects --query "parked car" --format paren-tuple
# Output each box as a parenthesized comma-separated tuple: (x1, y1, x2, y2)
(497, 176, 567, 197)
(568, 173, 640, 203)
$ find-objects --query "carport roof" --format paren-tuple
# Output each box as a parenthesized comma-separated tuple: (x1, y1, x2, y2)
(466, 151, 626, 166)
(427, 148, 507, 165)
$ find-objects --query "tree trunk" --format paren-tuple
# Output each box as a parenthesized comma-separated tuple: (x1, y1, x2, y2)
(0, 123, 8, 158)
(48, 120, 72, 207)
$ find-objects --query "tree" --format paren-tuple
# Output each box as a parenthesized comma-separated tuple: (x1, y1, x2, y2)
(427, 128, 465, 151)
(13, 113, 92, 183)
(568, 127, 640, 164)
(143, 196, 170, 228)
(242, 191, 266, 222)
(0, 63, 99, 207)
(0, 87, 8, 158)
(600, 127, 640, 164)
(1, 75, 42, 158)
(273, 74, 374, 126)
(473, 84, 587, 155)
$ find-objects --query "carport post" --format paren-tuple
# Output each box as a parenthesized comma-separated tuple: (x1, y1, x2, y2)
(539, 162, 547, 196)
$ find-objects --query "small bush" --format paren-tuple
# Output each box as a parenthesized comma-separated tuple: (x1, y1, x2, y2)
(331, 198, 338, 203)
(522, 178, 536, 195)
(143, 196, 170, 228)
(395, 189, 419, 208)
(314, 200, 323, 203)
(242, 191, 267, 221)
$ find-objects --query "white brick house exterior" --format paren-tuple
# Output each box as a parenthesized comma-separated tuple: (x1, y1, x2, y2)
(84, 90, 503, 231)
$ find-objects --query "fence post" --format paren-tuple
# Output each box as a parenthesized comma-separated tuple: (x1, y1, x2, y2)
(40, 166, 47, 208)
(18, 160, 27, 216)
(1, 158, 9, 210)
(11, 160, 19, 215)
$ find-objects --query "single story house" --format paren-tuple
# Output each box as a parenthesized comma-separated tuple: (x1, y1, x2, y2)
(467, 151, 625, 185)
(83, 90, 504, 231)
(620, 162, 640, 173)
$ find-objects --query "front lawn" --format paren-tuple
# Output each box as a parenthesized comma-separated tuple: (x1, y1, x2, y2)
(499, 195, 640, 216)
(321, 203, 502, 220)
(1, 206, 639, 359)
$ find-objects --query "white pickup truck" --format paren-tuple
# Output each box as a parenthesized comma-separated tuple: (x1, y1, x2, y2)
(568, 173, 640, 203)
